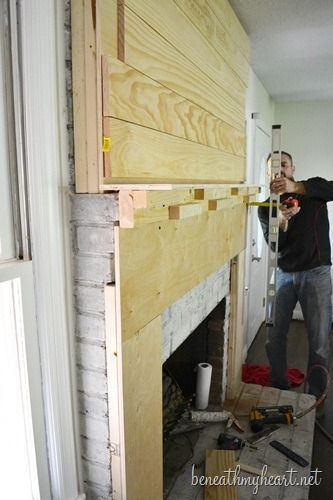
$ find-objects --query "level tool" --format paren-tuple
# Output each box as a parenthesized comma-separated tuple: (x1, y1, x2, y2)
(265, 125, 282, 327)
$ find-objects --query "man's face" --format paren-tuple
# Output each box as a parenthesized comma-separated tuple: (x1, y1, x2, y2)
(280, 153, 295, 179)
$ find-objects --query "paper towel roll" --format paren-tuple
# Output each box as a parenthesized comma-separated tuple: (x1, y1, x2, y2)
(195, 362, 212, 410)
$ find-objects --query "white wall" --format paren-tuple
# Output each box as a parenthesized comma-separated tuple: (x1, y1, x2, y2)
(243, 69, 275, 355)
(275, 100, 333, 181)
(246, 68, 275, 182)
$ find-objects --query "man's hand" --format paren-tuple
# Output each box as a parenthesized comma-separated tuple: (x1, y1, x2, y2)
(271, 176, 297, 194)
(279, 204, 301, 232)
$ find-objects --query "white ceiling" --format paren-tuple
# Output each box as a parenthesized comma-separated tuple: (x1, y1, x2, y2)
(229, 0, 333, 101)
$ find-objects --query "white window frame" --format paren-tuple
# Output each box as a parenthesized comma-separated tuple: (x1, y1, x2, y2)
(0, 261, 51, 499)
(4, 1, 85, 499)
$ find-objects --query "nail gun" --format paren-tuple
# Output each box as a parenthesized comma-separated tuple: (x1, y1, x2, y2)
(250, 405, 295, 432)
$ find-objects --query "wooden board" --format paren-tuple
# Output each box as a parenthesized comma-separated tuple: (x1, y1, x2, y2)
(104, 118, 245, 182)
(71, 0, 103, 193)
(205, 450, 238, 499)
(124, 0, 245, 105)
(117, 203, 246, 340)
(102, 57, 245, 157)
(206, 0, 250, 60)
(123, 7, 245, 131)
(122, 315, 163, 500)
(227, 251, 247, 400)
(174, 0, 249, 85)
(101, 0, 118, 57)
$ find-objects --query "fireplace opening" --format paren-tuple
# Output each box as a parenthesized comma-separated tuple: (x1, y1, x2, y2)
(163, 297, 226, 497)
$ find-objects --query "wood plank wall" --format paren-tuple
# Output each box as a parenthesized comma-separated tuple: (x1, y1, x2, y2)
(72, 2, 250, 498)
(101, 0, 249, 184)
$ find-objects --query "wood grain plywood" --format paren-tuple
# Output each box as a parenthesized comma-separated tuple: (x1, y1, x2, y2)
(125, 0, 245, 105)
(102, 57, 245, 157)
(122, 315, 163, 500)
(175, 0, 249, 85)
(105, 118, 245, 182)
(118, 203, 246, 340)
(100, 0, 117, 57)
(124, 7, 245, 131)
(207, 0, 250, 60)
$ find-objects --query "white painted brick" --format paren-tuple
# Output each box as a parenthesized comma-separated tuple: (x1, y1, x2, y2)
(76, 225, 114, 254)
(75, 285, 105, 314)
(85, 484, 112, 500)
(76, 313, 105, 342)
(71, 194, 119, 222)
(164, 263, 231, 360)
(77, 341, 106, 371)
(81, 436, 110, 465)
(83, 459, 111, 488)
(74, 254, 114, 283)
(80, 414, 109, 442)
(77, 368, 107, 396)
(79, 392, 108, 419)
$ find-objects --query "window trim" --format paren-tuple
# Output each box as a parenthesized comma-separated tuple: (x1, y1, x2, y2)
(15, 0, 84, 498)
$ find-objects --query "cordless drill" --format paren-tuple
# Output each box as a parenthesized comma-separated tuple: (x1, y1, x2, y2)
(250, 405, 295, 432)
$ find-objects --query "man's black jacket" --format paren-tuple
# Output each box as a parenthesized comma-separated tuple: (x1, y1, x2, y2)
(258, 177, 333, 272)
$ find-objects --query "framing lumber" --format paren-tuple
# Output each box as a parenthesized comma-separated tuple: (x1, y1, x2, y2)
(205, 450, 238, 499)
(118, 203, 246, 340)
(101, 0, 118, 57)
(71, 0, 103, 193)
(123, 7, 245, 132)
(102, 57, 245, 157)
(168, 202, 203, 220)
(124, 0, 245, 105)
(122, 315, 163, 500)
(227, 250, 246, 400)
(174, 0, 248, 85)
(104, 118, 245, 182)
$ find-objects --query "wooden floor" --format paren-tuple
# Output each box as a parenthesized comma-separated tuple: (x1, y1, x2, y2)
(164, 321, 333, 500)
(165, 383, 316, 499)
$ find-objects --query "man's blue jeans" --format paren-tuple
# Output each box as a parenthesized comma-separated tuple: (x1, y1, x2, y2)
(266, 265, 332, 398)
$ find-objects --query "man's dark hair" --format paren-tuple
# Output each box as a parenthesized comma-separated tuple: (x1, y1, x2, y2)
(266, 151, 293, 165)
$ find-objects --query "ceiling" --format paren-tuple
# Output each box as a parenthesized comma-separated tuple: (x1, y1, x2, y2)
(229, 0, 333, 101)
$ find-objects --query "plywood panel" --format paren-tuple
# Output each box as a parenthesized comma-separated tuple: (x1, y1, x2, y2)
(207, 0, 250, 60)
(124, 7, 245, 131)
(118, 203, 246, 340)
(175, 0, 248, 85)
(105, 118, 245, 182)
(122, 316, 163, 500)
(125, 0, 245, 105)
(100, 0, 117, 57)
(103, 58, 245, 157)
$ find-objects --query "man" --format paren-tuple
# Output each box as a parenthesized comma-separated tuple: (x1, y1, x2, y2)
(258, 151, 333, 404)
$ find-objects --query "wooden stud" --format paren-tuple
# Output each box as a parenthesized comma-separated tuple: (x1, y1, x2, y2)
(169, 202, 202, 220)
(204, 450, 238, 499)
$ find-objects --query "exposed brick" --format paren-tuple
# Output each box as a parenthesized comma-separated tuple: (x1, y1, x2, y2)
(74, 254, 114, 284)
(75, 285, 105, 314)
(76, 225, 114, 254)
(77, 367, 107, 397)
(77, 340, 106, 371)
(79, 414, 109, 443)
(71, 194, 119, 223)
(81, 436, 111, 465)
(78, 392, 108, 419)
(82, 459, 112, 488)
(76, 313, 106, 342)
